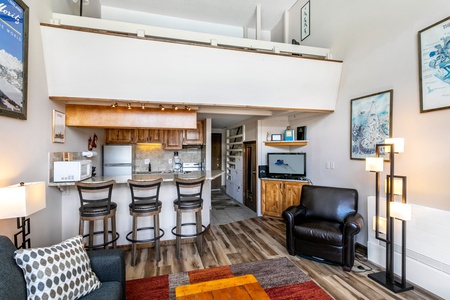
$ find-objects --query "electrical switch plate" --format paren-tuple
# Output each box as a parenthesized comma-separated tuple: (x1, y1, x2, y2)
(168, 158, 172, 164)
(144, 159, 150, 164)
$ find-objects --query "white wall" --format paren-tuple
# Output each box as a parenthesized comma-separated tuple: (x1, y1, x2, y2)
(0, 0, 99, 247)
(281, 0, 450, 247)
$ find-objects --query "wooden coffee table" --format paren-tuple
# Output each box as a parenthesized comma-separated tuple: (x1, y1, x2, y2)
(175, 274, 270, 299)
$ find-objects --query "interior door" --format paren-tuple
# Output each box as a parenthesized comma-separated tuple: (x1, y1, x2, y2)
(244, 142, 257, 212)
(211, 133, 222, 190)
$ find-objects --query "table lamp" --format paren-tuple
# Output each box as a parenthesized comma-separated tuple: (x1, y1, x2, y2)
(0, 182, 46, 249)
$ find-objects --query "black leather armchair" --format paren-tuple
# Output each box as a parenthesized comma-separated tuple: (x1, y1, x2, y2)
(282, 185, 364, 271)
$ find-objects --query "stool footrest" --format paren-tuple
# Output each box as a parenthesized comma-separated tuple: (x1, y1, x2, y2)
(171, 223, 206, 238)
(126, 227, 165, 243)
(82, 231, 120, 249)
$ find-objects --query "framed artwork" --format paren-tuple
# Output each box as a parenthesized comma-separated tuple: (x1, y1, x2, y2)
(0, 0, 29, 120)
(52, 110, 66, 143)
(418, 16, 450, 112)
(271, 134, 282, 141)
(301, 1, 310, 41)
(297, 126, 307, 140)
(350, 90, 393, 160)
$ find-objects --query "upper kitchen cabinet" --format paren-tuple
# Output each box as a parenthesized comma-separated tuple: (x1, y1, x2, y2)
(183, 121, 205, 145)
(163, 130, 183, 150)
(105, 129, 135, 144)
(135, 129, 162, 143)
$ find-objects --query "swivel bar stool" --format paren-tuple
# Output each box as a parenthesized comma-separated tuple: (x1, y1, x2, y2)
(171, 176, 206, 259)
(126, 178, 164, 265)
(75, 180, 119, 249)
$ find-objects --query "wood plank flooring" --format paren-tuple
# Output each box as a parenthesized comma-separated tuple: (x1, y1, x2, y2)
(125, 217, 442, 300)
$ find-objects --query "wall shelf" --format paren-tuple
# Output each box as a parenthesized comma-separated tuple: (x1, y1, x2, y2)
(264, 141, 308, 147)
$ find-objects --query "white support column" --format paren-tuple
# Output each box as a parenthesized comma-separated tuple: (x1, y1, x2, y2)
(283, 10, 290, 43)
(256, 4, 262, 40)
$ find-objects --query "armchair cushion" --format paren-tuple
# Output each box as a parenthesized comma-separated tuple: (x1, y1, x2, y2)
(14, 235, 101, 299)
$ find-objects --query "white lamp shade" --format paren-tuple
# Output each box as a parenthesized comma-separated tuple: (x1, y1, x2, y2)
(366, 157, 384, 172)
(372, 216, 387, 234)
(390, 201, 412, 221)
(385, 177, 404, 195)
(385, 138, 404, 153)
(0, 182, 46, 219)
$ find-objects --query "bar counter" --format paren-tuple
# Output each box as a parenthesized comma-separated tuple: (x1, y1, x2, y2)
(54, 170, 224, 246)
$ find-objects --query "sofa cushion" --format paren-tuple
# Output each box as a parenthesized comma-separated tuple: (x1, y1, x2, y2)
(293, 220, 343, 246)
(14, 235, 101, 300)
(0, 236, 27, 300)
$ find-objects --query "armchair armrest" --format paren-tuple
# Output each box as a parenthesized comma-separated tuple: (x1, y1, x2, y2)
(282, 205, 307, 255)
(343, 213, 364, 236)
(88, 249, 125, 293)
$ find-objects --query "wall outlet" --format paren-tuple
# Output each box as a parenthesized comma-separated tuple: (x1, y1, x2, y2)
(168, 158, 172, 164)
(144, 159, 150, 164)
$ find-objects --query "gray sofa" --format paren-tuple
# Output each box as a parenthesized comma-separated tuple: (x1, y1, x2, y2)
(0, 235, 126, 300)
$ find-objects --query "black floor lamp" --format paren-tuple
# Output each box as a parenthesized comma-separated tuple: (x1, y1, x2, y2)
(365, 138, 414, 293)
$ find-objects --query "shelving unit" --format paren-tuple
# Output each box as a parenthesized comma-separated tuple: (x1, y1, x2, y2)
(226, 125, 244, 203)
(264, 141, 308, 147)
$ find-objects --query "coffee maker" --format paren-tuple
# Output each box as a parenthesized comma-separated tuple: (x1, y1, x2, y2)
(173, 151, 182, 173)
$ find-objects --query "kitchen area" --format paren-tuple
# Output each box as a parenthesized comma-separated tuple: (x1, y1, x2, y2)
(48, 119, 225, 247)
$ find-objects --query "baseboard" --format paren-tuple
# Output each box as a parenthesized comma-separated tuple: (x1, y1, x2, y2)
(356, 242, 367, 257)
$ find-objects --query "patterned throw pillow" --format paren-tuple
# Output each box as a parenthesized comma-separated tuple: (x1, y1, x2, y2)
(14, 235, 101, 300)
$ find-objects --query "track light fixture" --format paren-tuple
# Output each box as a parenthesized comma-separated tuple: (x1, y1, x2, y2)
(172, 105, 178, 110)
(111, 102, 118, 108)
(127, 103, 132, 110)
(185, 106, 191, 111)
(141, 103, 145, 109)
(160, 105, 165, 111)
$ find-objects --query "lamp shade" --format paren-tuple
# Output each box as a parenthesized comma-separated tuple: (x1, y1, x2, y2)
(366, 157, 384, 172)
(385, 177, 404, 195)
(390, 202, 412, 221)
(0, 182, 46, 219)
(385, 138, 404, 153)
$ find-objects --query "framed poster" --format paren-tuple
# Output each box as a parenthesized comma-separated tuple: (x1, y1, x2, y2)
(301, 1, 310, 41)
(350, 90, 393, 160)
(0, 0, 29, 120)
(418, 16, 450, 112)
(52, 110, 66, 143)
(297, 126, 307, 140)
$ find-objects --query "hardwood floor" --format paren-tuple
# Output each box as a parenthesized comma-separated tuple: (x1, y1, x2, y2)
(125, 217, 442, 300)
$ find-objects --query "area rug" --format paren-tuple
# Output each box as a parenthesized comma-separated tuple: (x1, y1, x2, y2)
(211, 191, 241, 210)
(126, 257, 332, 300)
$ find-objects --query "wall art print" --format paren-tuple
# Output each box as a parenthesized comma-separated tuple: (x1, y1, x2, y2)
(301, 1, 310, 41)
(351, 90, 393, 160)
(418, 16, 450, 112)
(0, 0, 29, 120)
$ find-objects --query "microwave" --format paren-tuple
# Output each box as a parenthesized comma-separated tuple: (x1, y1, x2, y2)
(53, 160, 92, 182)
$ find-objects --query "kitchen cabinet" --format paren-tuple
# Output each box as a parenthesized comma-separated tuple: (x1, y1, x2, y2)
(135, 129, 162, 143)
(183, 120, 204, 145)
(163, 130, 183, 150)
(261, 179, 308, 218)
(105, 129, 135, 144)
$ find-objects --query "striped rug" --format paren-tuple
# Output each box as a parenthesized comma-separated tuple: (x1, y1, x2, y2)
(126, 257, 332, 300)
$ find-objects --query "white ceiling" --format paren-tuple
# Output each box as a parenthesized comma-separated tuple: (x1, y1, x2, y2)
(99, 0, 299, 31)
(85, 0, 302, 128)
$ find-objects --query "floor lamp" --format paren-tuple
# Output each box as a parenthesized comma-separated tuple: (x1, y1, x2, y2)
(365, 138, 414, 293)
(0, 182, 46, 249)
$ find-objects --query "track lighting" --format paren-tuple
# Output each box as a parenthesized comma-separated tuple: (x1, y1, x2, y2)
(141, 103, 145, 109)
(172, 105, 178, 110)
(160, 105, 165, 111)
(127, 103, 132, 110)
(185, 106, 191, 111)
(111, 102, 118, 108)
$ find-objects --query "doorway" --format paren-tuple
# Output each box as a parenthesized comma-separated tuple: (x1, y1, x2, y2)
(243, 141, 257, 212)
(211, 133, 222, 191)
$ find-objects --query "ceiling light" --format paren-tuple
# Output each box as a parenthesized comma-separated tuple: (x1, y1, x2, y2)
(127, 103, 132, 110)
(172, 105, 178, 110)
(141, 103, 145, 110)
(160, 105, 165, 111)
(111, 103, 117, 108)
(185, 106, 191, 111)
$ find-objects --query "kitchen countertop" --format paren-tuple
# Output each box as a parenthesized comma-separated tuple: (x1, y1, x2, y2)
(49, 170, 224, 186)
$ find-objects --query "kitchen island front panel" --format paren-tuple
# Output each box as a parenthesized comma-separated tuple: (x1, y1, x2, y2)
(58, 171, 223, 246)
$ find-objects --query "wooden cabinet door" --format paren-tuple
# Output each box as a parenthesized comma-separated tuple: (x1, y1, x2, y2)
(183, 120, 204, 145)
(163, 130, 182, 150)
(105, 129, 135, 144)
(261, 180, 283, 218)
(283, 181, 306, 212)
(148, 129, 162, 143)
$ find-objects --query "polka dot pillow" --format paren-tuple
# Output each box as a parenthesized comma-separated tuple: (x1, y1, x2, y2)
(14, 235, 101, 300)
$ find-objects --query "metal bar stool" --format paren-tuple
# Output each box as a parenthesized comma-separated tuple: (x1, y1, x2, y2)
(75, 180, 119, 249)
(171, 176, 206, 259)
(126, 178, 165, 266)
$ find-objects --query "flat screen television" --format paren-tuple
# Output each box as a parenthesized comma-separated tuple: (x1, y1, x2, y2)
(267, 152, 306, 179)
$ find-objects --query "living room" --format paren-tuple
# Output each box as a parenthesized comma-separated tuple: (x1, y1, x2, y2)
(1, 0, 449, 299)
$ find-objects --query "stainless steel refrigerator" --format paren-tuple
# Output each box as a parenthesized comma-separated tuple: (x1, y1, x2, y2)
(102, 145, 133, 176)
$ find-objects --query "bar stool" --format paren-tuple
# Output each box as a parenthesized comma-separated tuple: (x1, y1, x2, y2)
(75, 180, 119, 249)
(171, 176, 206, 259)
(126, 179, 165, 266)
